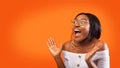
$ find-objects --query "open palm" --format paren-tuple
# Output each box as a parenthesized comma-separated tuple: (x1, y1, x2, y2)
(47, 37, 62, 57)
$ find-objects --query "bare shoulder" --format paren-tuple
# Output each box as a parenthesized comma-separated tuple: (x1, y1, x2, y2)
(96, 40, 108, 51)
(62, 40, 72, 51)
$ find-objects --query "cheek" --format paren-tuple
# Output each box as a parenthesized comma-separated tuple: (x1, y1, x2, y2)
(86, 24, 90, 32)
(82, 31, 89, 38)
(82, 26, 90, 36)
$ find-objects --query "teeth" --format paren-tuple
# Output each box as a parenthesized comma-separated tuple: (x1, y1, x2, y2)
(74, 29, 80, 31)
(74, 28, 81, 34)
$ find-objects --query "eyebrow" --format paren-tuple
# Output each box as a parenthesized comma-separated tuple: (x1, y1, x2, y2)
(81, 18, 87, 21)
(74, 18, 88, 22)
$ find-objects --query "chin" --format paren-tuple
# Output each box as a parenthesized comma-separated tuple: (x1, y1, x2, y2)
(74, 36, 87, 42)
(74, 38, 82, 42)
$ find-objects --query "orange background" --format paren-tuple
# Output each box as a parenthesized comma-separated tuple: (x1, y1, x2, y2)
(0, 0, 120, 68)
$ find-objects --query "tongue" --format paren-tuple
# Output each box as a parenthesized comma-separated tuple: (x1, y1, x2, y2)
(75, 33, 81, 37)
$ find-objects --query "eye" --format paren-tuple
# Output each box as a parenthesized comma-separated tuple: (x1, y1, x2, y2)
(73, 20, 78, 24)
(81, 21, 85, 24)
(80, 20, 86, 25)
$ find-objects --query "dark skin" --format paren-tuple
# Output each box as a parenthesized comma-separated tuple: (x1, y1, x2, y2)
(47, 37, 65, 68)
(47, 38, 107, 68)
(47, 14, 107, 68)
(62, 39, 107, 68)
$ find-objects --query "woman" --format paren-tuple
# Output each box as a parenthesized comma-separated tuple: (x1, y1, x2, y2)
(47, 13, 110, 68)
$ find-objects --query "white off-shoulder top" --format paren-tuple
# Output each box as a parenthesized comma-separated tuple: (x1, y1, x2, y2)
(62, 45, 110, 68)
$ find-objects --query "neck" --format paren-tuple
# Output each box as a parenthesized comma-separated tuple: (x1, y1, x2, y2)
(73, 38, 96, 47)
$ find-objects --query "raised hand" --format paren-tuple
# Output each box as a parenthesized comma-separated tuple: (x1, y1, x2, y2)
(85, 41, 104, 68)
(47, 37, 62, 57)
(85, 41, 103, 61)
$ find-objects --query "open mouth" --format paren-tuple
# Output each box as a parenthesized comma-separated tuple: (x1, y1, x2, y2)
(74, 28, 81, 37)
(74, 29, 81, 34)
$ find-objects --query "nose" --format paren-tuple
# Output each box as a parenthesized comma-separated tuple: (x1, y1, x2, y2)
(74, 22, 80, 27)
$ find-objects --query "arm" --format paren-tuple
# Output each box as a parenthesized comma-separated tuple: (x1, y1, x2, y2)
(53, 55, 65, 68)
(47, 37, 65, 68)
(85, 40, 107, 68)
(85, 48, 98, 68)
(86, 50, 110, 68)
(97, 46, 110, 68)
(86, 60, 97, 68)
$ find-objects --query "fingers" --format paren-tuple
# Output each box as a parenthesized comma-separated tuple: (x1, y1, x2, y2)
(50, 37, 57, 45)
(47, 37, 58, 51)
(48, 37, 56, 46)
(47, 37, 63, 56)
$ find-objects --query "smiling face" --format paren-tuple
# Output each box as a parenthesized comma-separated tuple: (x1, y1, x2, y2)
(72, 14, 90, 42)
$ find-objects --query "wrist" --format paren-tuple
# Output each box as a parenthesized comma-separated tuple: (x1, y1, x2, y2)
(86, 61, 93, 68)
(86, 60, 90, 64)
(53, 55, 61, 58)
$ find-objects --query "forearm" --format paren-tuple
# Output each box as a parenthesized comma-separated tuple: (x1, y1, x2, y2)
(86, 60, 97, 68)
(53, 55, 65, 68)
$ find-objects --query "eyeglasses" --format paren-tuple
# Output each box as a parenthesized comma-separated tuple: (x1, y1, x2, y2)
(72, 19, 88, 26)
